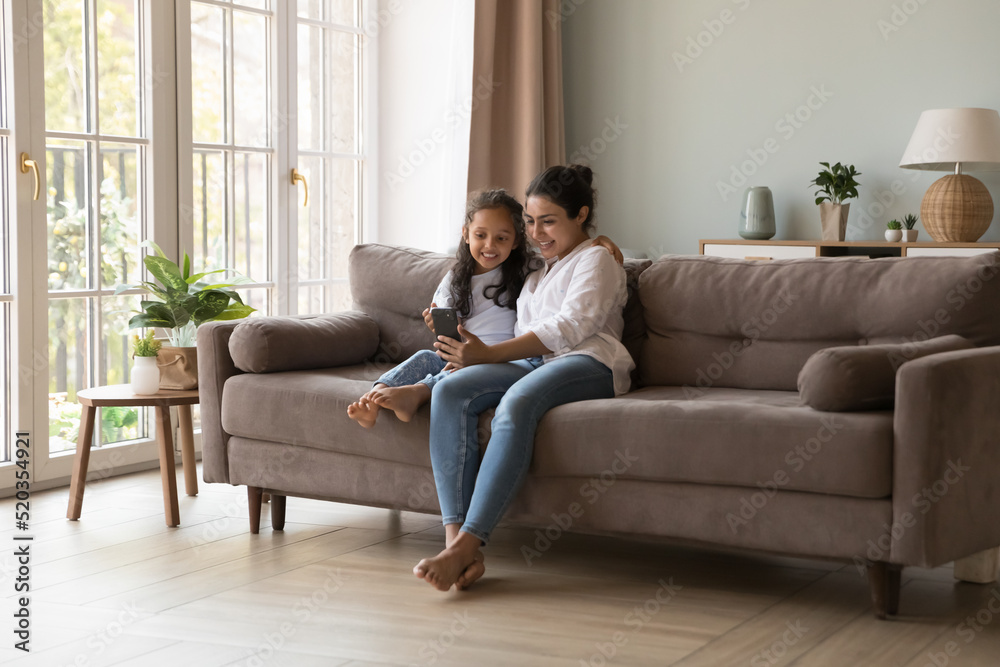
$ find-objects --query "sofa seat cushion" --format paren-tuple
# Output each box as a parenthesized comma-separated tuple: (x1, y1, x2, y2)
(222, 363, 440, 467)
(530, 386, 894, 499)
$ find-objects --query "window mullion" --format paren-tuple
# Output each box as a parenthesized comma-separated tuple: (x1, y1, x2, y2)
(276, 3, 294, 315)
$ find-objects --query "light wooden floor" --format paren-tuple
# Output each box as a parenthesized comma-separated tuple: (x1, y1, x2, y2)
(2, 465, 999, 667)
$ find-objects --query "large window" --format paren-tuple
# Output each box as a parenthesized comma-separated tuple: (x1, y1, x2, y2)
(44, 0, 149, 454)
(190, 0, 273, 314)
(0, 0, 370, 490)
(185, 0, 366, 318)
(294, 0, 363, 315)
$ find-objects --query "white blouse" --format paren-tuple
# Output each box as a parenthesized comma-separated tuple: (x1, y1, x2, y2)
(515, 240, 634, 395)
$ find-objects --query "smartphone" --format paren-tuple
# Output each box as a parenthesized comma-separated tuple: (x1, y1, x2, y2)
(430, 307, 461, 341)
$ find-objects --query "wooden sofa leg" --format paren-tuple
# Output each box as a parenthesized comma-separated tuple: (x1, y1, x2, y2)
(867, 561, 902, 619)
(270, 494, 286, 531)
(248, 486, 263, 534)
(887, 564, 902, 616)
(955, 547, 1000, 584)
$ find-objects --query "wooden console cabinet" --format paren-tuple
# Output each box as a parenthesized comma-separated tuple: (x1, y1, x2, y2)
(700, 239, 1000, 260)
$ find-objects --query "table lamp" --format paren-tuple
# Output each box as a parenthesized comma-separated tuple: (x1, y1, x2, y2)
(899, 108, 1000, 242)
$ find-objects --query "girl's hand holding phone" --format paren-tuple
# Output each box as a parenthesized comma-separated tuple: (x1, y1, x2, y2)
(435, 326, 493, 367)
(422, 302, 437, 333)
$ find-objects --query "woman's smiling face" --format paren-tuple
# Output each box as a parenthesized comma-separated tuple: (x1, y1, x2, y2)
(524, 196, 590, 261)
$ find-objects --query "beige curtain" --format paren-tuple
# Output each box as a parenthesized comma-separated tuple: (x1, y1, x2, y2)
(467, 0, 566, 198)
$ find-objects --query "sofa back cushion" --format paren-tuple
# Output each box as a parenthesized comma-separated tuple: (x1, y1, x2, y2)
(638, 252, 1000, 391)
(349, 244, 651, 364)
(349, 244, 453, 363)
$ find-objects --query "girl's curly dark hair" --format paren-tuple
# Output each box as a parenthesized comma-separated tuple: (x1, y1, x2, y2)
(449, 189, 531, 319)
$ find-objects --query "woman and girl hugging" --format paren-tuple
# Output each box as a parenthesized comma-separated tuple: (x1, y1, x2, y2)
(346, 164, 634, 592)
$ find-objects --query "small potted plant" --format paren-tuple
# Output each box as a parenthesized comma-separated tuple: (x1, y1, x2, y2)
(131, 330, 162, 395)
(885, 220, 903, 242)
(116, 241, 255, 390)
(901, 214, 919, 242)
(809, 162, 862, 242)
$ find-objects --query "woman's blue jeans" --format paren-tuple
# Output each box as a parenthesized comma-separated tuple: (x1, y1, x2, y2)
(375, 349, 450, 389)
(428, 354, 614, 544)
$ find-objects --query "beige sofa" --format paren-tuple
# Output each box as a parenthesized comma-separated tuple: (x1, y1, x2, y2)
(199, 244, 1000, 617)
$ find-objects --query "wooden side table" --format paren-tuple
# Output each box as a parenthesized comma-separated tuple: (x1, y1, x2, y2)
(67, 385, 200, 527)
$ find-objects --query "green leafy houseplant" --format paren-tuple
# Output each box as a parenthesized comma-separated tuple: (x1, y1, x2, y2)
(902, 214, 918, 230)
(886, 220, 902, 230)
(116, 241, 256, 346)
(810, 162, 862, 205)
(132, 330, 162, 357)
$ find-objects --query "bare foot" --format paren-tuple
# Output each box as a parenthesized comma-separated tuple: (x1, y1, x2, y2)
(347, 391, 381, 429)
(413, 545, 480, 592)
(372, 384, 431, 423)
(456, 551, 485, 590)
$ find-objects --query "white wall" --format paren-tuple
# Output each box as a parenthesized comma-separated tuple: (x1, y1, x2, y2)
(562, 0, 1000, 256)
(376, 0, 473, 253)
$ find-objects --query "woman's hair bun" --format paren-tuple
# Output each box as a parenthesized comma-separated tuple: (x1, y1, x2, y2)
(567, 164, 593, 186)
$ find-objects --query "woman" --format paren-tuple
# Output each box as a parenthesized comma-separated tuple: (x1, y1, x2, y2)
(414, 164, 634, 591)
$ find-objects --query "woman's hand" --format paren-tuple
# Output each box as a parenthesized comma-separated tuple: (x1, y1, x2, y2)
(434, 326, 494, 367)
(422, 302, 437, 333)
(591, 235, 624, 266)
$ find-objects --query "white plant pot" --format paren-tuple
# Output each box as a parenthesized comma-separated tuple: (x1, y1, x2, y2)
(902, 229, 918, 242)
(131, 356, 161, 395)
(884, 230, 903, 242)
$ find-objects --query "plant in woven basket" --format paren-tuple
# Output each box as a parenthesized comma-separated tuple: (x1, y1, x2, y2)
(115, 241, 256, 346)
(131, 330, 162, 357)
(901, 214, 918, 230)
(810, 162, 862, 204)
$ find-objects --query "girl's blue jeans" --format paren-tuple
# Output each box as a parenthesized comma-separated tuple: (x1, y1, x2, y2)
(375, 349, 450, 390)
(428, 354, 614, 544)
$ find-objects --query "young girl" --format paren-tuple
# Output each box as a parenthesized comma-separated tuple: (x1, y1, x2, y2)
(347, 189, 530, 428)
(413, 165, 633, 592)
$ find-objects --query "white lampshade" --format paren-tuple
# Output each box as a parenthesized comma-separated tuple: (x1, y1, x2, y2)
(899, 108, 1000, 172)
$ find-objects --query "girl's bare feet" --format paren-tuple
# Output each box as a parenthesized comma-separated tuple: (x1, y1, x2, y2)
(371, 384, 431, 423)
(347, 390, 381, 428)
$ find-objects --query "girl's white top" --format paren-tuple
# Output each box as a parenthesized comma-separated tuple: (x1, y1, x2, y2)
(515, 240, 634, 395)
(432, 267, 517, 346)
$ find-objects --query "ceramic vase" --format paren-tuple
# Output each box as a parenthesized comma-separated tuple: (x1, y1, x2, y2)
(131, 356, 160, 395)
(885, 229, 903, 242)
(739, 186, 776, 240)
(902, 229, 918, 242)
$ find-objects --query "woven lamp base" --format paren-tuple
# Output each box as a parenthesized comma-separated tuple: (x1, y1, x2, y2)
(920, 174, 994, 242)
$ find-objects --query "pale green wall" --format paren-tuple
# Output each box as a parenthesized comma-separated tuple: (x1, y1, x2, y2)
(563, 0, 1000, 256)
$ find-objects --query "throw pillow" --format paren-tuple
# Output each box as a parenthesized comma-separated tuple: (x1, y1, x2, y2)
(230, 312, 380, 373)
(797, 334, 974, 411)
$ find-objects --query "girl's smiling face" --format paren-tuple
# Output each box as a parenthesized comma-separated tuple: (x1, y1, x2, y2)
(463, 207, 518, 275)
(524, 196, 591, 261)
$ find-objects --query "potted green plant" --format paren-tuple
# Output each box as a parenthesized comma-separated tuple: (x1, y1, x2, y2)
(809, 162, 862, 242)
(885, 220, 903, 242)
(901, 213, 919, 242)
(116, 241, 255, 389)
(131, 330, 162, 395)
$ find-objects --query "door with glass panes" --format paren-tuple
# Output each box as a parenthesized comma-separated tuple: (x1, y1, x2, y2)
(0, 0, 367, 491)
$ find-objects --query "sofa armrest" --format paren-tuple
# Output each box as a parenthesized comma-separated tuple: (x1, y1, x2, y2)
(892, 346, 1000, 567)
(198, 320, 245, 484)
